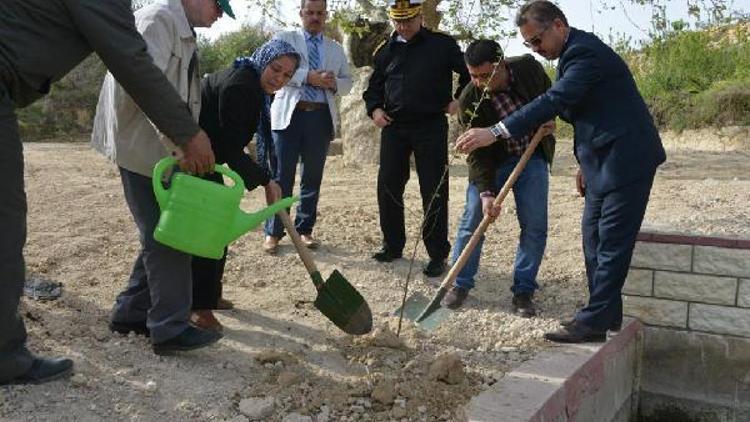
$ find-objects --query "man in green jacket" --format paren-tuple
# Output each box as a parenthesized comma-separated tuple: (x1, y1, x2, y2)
(0, 0, 217, 385)
(442, 39, 555, 317)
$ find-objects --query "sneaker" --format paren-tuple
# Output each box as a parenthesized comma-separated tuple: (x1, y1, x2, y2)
(372, 248, 402, 262)
(152, 326, 222, 355)
(512, 293, 537, 318)
(422, 259, 447, 277)
(440, 286, 469, 309)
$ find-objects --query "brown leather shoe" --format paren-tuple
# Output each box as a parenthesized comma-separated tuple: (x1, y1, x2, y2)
(216, 297, 234, 310)
(190, 310, 223, 332)
(512, 293, 537, 318)
(300, 234, 320, 249)
(263, 236, 279, 255)
(440, 286, 469, 310)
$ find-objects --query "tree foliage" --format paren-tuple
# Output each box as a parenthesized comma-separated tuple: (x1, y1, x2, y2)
(198, 25, 271, 74)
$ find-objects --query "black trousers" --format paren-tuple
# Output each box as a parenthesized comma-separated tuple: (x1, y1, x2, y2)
(0, 82, 34, 382)
(377, 117, 451, 261)
(191, 171, 226, 310)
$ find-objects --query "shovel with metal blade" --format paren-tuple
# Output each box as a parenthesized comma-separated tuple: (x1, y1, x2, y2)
(279, 211, 373, 335)
(406, 127, 549, 328)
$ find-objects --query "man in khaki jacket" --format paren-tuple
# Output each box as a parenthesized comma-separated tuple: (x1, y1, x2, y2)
(0, 0, 215, 385)
(92, 0, 233, 355)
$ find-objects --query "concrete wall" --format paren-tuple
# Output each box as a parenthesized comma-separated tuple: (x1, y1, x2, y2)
(624, 229, 750, 421)
(465, 320, 642, 422)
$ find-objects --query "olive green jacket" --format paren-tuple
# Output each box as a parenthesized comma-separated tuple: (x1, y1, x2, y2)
(458, 54, 555, 194)
(0, 0, 199, 145)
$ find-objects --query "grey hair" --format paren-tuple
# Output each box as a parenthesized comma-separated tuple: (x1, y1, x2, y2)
(515, 1, 568, 27)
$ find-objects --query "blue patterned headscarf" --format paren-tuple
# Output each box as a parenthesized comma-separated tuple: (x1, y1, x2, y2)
(234, 38, 300, 74)
(234, 39, 300, 178)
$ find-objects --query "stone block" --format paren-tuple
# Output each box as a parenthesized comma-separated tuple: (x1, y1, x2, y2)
(641, 328, 750, 411)
(739, 279, 750, 308)
(653, 271, 737, 305)
(623, 269, 653, 296)
(689, 304, 750, 337)
(623, 296, 687, 328)
(693, 246, 750, 278)
(631, 242, 692, 272)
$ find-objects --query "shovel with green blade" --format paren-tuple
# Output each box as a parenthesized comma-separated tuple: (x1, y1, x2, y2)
(279, 211, 373, 335)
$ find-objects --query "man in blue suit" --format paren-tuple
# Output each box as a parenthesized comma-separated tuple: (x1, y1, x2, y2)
(456, 0, 666, 343)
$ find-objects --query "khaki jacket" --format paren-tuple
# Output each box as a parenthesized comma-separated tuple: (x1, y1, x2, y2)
(91, 0, 200, 177)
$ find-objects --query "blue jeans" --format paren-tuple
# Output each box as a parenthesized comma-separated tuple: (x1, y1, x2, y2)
(451, 151, 549, 294)
(264, 108, 333, 238)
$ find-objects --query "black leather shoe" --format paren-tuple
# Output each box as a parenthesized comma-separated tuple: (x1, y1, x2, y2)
(109, 320, 149, 337)
(372, 248, 402, 262)
(512, 293, 537, 318)
(544, 321, 606, 343)
(4, 357, 74, 385)
(152, 326, 222, 355)
(440, 286, 469, 309)
(422, 259, 447, 277)
(560, 317, 621, 332)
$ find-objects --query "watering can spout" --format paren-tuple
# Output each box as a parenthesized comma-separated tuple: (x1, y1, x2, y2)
(228, 196, 298, 243)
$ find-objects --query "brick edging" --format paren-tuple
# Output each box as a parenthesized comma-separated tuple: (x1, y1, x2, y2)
(637, 231, 750, 249)
(531, 319, 643, 421)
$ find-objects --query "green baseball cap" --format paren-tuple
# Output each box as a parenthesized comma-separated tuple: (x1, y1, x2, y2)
(216, 0, 235, 19)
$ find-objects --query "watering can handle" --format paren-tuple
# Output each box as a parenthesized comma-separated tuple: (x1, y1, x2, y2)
(152, 157, 246, 210)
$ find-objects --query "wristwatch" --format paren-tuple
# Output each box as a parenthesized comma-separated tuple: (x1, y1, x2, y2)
(488, 123, 503, 139)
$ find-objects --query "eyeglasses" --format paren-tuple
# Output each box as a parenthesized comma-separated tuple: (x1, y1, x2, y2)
(214, 0, 222, 12)
(523, 25, 549, 48)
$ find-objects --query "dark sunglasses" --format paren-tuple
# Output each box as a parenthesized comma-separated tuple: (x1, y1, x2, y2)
(523, 25, 550, 48)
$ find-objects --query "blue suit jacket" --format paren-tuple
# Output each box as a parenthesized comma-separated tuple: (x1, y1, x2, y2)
(503, 28, 666, 193)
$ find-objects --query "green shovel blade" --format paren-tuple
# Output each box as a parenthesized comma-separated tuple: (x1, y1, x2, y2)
(313, 269, 373, 335)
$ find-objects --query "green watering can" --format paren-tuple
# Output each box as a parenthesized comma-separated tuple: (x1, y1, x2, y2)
(152, 157, 297, 259)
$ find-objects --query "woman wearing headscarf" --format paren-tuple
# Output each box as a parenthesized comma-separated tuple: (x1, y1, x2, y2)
(190, 39, 300, 331)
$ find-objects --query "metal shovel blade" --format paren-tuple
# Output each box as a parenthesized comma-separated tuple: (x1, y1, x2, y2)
(394, 291, 452, 331)
(313, 269, 373, 335)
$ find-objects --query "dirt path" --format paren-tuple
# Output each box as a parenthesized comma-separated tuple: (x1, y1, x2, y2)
(1, 140, 748, 421)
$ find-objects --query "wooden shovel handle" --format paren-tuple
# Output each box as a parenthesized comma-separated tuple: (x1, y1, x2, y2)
(279, 210, 320, 277)
(438, 127, 548, 290)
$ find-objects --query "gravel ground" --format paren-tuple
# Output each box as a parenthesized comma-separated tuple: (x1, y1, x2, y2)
(1, 138, 748, 421)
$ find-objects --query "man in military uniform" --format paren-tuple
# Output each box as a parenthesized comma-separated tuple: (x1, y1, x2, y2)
(363, 0, 470, 277)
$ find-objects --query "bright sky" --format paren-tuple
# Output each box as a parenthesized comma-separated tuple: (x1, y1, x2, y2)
(197, 0, 749, 57)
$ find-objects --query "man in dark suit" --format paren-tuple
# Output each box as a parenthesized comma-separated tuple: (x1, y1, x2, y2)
(456, 0, 666, 343)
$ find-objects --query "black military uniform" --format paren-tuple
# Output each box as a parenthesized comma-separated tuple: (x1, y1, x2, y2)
(363, 13, 469, 273)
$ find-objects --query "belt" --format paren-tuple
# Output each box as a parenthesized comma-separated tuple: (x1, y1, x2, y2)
(296, 101, 327, 111)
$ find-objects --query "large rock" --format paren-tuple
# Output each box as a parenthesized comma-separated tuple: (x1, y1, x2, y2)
(340, 67, 381, 166)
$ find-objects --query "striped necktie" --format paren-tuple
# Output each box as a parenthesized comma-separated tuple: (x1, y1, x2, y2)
(302, 37, 321, 101)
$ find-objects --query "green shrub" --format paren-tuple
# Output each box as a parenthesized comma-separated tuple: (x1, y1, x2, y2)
(199, 25, 271, 75)
(627, 21, 750, 130)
